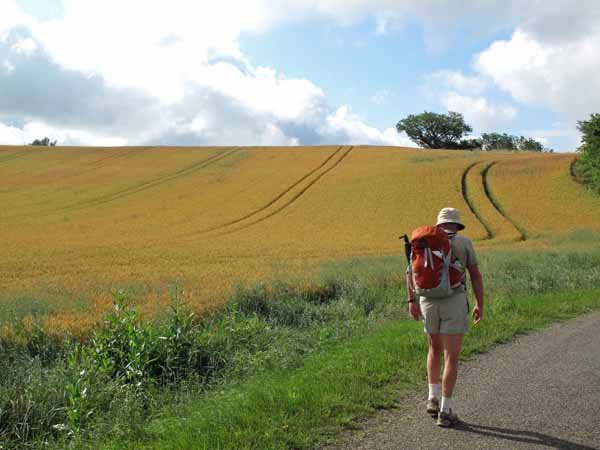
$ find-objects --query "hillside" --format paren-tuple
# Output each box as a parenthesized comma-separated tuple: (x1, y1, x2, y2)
(1, 145, 599, 332)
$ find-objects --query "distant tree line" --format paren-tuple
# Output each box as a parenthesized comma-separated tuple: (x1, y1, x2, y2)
(395, 111, 551, 152)
(29, 137, 57, 146)
(396, 110, 600, 195)
(479, 132, 545, 152)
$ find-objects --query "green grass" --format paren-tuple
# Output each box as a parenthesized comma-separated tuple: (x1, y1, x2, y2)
(103, 289, 600, 450)
(1, 241, 600, 450)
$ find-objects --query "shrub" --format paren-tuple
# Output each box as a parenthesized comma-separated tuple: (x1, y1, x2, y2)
(575, 113, 600, 194)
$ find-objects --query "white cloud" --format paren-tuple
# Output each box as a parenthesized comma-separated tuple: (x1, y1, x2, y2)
(424, 69, 518, 133)
(475, 29, 600, 120)
(322, 106, 414, 146)
(21, 121, 128, 146)
(424, 2, 600, 149)
(3, 0, 600, 150)
(521, 125, 581, 151)
(517, 0, 600, 45)
(193, 63, 326, 121)
(1, 1, 418, 148)
(23, 0, 569, 103)
(32, 1, 254, 102)
(11, 36, 36, 54)
(0, 120, 126, 146)
(0, 29, 408, 147)
(381, 127, 415, 147)
(0, 0, 32, 36)
(429, 70, 487, 95)
(441, 92, 517, 131)
(0, 121, 26, 144)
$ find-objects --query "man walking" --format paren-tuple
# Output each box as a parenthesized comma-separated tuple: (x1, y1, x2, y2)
(408, 207, 484, 427)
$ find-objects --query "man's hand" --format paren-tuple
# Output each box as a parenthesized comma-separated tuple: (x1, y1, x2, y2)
(472, 304, 483, 325)
(468, 264, 484, 326)
(409, 301, 421, 321)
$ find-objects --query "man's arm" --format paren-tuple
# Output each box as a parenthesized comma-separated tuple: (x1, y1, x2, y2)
(467, 264, 484, 324)
(406, 270, 421, 320)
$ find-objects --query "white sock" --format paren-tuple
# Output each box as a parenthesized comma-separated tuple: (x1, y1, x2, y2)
(428, 383, 440, 400)
(441, 396, 452, 413)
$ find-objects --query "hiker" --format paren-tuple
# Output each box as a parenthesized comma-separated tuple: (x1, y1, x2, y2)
(406, 207, 484, 427)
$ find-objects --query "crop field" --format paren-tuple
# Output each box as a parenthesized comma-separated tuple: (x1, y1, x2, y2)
(1, 145, 600, 335)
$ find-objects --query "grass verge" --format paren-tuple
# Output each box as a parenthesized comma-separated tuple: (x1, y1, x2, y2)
(107, 288, 600, 450)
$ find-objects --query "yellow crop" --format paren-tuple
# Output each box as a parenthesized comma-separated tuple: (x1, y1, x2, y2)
(486, 154, 600, 237)
(463, 160, 523, 242)
(1, 145, 598, 334)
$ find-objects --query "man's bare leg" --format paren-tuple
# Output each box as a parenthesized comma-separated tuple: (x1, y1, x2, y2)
(441, 333, 463, 408)
(426, 333, 444, 416)
(427, 333, 443, 385)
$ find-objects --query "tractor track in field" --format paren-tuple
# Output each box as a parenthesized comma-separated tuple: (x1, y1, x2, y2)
(0, 151, 21, 164)
(83, 147, 140, 167)
(77, 147, 151, 173)
(0, 149, 49, 165)
(461, 161, 493, 240)
(4, 148, 154, 211)
(192, 146, 346, 236)
(199, 146, 354, 238)
(481, 161, 527, 241)
(5, 147, 240, 220)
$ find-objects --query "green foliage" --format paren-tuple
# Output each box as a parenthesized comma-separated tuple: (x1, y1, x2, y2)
(518, 136, 545, 152)
(456, 137, 482, 150)
(481, 132, 546, 152)
(0, 278, 394, 448)
(575, 113, 600, 194)
(0, 288, 210, 447)
(0, 356, 71, 448)
(481, 132, 516, 150)
(395, 111, 473, 149)
(29, 137, 57, 146)
(395, 112, 549, 152)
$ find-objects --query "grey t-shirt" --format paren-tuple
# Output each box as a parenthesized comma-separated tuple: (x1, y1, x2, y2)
(450, 234, 478, 273)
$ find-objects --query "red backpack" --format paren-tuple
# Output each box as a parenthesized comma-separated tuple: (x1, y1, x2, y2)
(405, 226, 463, 299)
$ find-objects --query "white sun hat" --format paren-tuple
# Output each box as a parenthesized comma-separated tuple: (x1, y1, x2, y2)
(436, 207, 465, 230)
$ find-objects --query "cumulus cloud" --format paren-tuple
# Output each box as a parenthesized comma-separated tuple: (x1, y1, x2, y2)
(0, 28, 159, 135)
(424, 69, 517, 133)
(0, 0, 32, 34)
(318, 106, 414, 146)
(441, 92, 517, 132)
(420, 2, 600, 148)
(0, 19, 405, 147)
(517, 0, 600, 45)
(22, 0, 587, 102)
(475, 29, 600, 121)
(428, 70, 487, 95)
(0, 120, 26, 144)
(0, 120, 126, 146)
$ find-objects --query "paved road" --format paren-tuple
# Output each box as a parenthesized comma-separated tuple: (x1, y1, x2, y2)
(326, 311, 600, 450)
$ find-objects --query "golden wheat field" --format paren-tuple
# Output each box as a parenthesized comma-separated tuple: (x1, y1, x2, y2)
(1, 145, 599, 334)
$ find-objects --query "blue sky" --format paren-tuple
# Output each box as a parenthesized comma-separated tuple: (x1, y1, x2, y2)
(242, 19, 506, 130)
(1, 1, 599, 151)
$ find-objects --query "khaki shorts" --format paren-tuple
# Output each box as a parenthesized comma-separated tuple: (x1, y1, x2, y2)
(420, 288, 469, 334)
